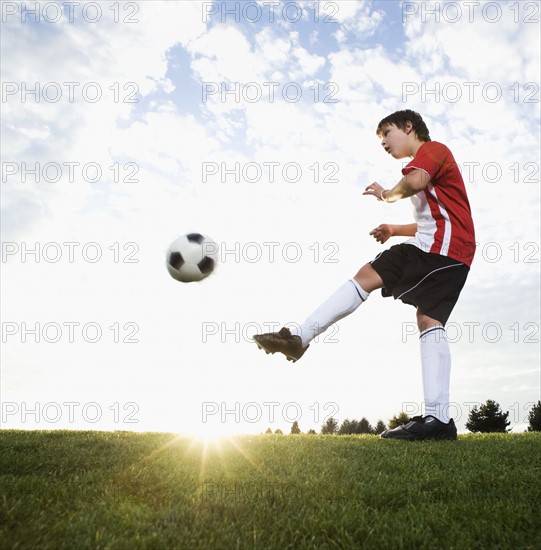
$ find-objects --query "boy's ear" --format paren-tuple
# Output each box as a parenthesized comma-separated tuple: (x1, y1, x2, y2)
(405, 120, 413, 135)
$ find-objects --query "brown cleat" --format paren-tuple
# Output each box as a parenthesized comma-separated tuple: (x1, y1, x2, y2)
(253, 327, 309, 363)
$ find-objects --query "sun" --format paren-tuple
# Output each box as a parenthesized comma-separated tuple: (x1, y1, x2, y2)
(188, 423, 240, 445)
(193, 430, 226, 446)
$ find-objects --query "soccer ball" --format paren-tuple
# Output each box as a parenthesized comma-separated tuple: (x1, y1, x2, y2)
(166, 233, 219, 283)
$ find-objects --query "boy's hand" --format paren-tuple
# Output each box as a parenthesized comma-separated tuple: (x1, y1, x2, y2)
(363, 181, 385, 200)
(370, 224, 394, 244)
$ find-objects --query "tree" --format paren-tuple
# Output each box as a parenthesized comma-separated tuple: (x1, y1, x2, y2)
(338, 419, 354, 435)
(307, 429, 316, 435)
(527, 401, 541, 432)
(357, 417, 374, 434)
(374, 420, 387, 435)
(264, 428, 272, 434)
(274, 429, 283, 435)
(349, 420, 361, 434)
(388, 412, 410, 429)
(321, 417, 339, 435)
(290, 421, 301, 434)
(466, 400, 510, 433)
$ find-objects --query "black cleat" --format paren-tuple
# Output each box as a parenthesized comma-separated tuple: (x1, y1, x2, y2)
(380, 415, 457, 441)
(253, 327, 309, 363)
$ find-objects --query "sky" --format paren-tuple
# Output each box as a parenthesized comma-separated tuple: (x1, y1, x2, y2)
(1, 0, 540, 437)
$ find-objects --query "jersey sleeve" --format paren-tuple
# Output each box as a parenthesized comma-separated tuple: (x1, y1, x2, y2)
(402, 142, 447, 181)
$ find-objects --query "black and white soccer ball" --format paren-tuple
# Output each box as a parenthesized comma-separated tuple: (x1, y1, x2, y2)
(166, 233, 218, 283)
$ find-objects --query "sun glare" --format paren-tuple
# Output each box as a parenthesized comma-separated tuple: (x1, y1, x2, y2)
(188, 424, 240, 445)
(194, 430, 226, 445)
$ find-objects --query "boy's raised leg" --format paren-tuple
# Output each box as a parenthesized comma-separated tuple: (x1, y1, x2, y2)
(253, 264, 383, 362)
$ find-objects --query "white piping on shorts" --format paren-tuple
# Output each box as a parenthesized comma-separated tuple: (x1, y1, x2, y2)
(397, 263, 463, 300)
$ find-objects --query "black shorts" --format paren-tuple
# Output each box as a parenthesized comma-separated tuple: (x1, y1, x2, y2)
(370, 244, 469, 326)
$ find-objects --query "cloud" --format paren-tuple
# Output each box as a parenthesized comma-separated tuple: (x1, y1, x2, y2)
(332, 0, 385, 44)
(1, 1, 208, 231)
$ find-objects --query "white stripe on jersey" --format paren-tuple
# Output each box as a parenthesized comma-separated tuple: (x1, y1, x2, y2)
(407, 192, 434, 254)
(427, 183, 452, 257)
(404, 169, 452, 257)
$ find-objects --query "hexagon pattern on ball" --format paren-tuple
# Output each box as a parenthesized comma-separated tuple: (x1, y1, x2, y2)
(166, 233, 218, 283)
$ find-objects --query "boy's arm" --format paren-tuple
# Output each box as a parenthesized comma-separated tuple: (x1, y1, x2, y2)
(370, 223, 417, 244)
(392, 223, 417, 236)
(363, 169, 430, 203)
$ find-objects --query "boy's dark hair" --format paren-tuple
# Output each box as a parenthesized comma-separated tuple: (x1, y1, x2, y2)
(376, 110, 431, 142)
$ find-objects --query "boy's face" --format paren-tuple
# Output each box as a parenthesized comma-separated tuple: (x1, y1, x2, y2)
(378, 122, 413, 159)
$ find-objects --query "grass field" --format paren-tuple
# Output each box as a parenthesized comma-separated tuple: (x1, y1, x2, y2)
(1, 430, 540, 549)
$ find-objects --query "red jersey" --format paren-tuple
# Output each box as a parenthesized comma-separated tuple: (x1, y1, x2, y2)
(401, 141, 475, 266)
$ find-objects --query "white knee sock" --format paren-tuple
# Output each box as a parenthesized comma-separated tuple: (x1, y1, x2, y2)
(290, 279, 369, 347)
(420, 326, 451, 423)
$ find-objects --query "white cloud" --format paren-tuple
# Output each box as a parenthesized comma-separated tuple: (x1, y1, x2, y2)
(332, 0, 385, 43)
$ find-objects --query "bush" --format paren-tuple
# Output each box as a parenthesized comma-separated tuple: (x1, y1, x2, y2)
(466, 400, 510, 433)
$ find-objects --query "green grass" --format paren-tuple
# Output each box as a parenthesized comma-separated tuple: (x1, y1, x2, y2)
(1, 431, 540, 549)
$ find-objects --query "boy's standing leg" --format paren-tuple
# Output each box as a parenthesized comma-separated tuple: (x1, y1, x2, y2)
(418, 312, 451, 424)
(380, 309, 457, 440)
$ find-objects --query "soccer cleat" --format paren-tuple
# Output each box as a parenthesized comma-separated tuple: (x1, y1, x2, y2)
(253, 327, 309, 363)
(380, 415, 457, 441)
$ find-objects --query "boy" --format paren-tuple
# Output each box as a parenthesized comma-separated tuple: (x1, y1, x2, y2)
(253, 110, 475, 441)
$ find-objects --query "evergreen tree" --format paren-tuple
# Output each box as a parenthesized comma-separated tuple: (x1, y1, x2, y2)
(351, 420, 364, 434)
(374, 420, 387, 435)
(264, 428, 272, 434)
(527, 401, 541, 432)
(274, 429, 283, 435)
(321, 417, 339, 434)
(388, 411, 410, 429)
(466, 400, 510, 433)
(307, 429, 317, 435)
(357, 417, 374, 434)
(338, 419, 353, 435)
(290, 421, 301, 434)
